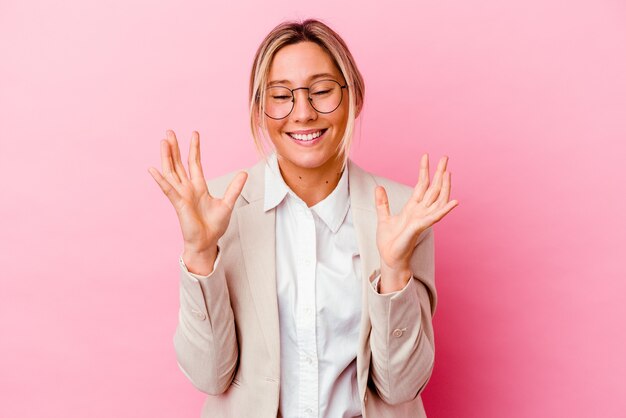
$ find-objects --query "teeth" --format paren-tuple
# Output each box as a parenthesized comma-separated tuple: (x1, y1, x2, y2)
(289, 130, 323, 141)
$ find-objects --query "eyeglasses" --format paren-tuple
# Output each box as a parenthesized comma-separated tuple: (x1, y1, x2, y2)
(263, 79, 348, 120)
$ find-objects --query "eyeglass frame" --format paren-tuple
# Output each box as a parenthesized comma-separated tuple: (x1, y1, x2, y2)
(262, 79, 348, 120)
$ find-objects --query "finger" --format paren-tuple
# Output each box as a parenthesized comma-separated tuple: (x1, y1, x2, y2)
(423, 156, 448, 206)
(148, 167, 183, 209)
(166, 130, 190, 183)
(160, 140, 181, 183)
(188, 131, 209, 193)
(222, 171, 248, 209)
(430, 199, 459, 223)
(375, 186, 391, 221)
(435, 171, 452, 206)
(412, 153, 429, 201)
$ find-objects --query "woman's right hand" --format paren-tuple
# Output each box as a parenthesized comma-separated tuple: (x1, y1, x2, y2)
(148, 130, 248, 268)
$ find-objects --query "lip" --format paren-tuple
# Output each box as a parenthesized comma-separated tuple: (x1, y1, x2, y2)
(286, 128, 328, 147)
(286, 128, 327, 135)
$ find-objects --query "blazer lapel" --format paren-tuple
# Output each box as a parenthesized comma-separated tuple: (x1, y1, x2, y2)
(236, 158, 281, 377)
(347, 159, 380, 401)
(348, 159, 379, 287)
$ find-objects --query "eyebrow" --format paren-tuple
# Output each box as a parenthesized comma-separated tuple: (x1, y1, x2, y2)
(268, 73, 337, 86)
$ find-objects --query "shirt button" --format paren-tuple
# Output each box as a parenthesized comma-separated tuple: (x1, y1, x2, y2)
(190, 309, 206, 321)
(392, 328, 406, 338)
(304, 408, 313, 415)
(306, 356, 313, 365)
(304, 258, 312, 266)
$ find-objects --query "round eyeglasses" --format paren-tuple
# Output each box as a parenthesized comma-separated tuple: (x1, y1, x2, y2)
(263, 79, 348, 120)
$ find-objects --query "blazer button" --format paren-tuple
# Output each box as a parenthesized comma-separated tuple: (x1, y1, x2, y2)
(392, 328, 406, 338)
(191, 309, 206, 321)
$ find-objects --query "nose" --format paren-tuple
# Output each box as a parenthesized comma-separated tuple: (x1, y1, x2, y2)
(291, 89, 317, 122)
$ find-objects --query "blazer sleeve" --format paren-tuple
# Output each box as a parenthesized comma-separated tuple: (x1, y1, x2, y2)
(173, 245, 239, 395)
(367, 226, 436, 405)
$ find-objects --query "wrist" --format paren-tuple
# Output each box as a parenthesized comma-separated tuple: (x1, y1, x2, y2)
(182, 245, 219, 276)
(379, 260, 412, 294)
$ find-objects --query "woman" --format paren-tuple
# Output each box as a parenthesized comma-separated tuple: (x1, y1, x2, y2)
(148, 19, 458, 418)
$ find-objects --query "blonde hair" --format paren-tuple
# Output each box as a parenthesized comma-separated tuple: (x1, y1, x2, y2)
(248, 18, 365, 169)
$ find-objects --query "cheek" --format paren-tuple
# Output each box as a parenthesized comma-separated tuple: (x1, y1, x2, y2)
(337, 95, 350, 122)
(265, 119, 285, 139)
(332, 104, 349, 133)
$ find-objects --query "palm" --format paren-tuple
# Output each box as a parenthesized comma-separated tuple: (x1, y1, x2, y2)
(175, 188, 233, 250)
(148, 130, 247, 253)
(375, 154, 458, 269)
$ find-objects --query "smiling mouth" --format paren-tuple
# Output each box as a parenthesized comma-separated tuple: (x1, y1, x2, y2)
(287, 129, 328, 141)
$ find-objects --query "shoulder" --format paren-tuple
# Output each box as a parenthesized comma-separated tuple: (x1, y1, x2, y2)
(205, 158, 266, 205)
(206, 169, 242, 198)
(350, 160, 414, 214)
(370, 172, 413, 200)
(351, 161, 434, 244)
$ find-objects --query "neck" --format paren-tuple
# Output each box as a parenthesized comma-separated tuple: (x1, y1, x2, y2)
(277, 155, 345, 207)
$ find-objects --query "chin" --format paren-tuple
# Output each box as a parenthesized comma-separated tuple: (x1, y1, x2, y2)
(272, 138, 340, 171)
(279, 151, 331, 170)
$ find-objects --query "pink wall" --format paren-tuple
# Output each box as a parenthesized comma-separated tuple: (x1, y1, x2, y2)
(1, 0, 625, 416)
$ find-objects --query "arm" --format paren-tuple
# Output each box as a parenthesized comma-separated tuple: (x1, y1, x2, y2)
(369, 154, 456, 404)
(147, 130, 247, 395)
(173, 245, 239, 395)
(367, 227, 436, 405)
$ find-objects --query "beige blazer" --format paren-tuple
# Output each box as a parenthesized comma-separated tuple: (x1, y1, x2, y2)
(174, 157, 437, 418)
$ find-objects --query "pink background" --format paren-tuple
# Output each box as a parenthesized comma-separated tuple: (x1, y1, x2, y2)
(1, 0, 625, 417)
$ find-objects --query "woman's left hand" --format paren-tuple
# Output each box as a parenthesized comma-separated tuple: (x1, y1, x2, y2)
(375, 154, 458, 293)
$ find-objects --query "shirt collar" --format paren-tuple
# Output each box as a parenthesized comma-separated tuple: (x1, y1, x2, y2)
(263, 152, 290, 212)
(263, 152, 350, 234)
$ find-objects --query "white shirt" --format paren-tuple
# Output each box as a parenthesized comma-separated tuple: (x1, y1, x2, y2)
(264, 153, 362, 418)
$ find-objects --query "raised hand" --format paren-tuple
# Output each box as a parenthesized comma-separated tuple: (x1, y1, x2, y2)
(148, 130, 247, 272)
(374, 154, 458, 293)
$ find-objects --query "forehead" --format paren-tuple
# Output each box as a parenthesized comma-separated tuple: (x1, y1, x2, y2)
(268, 41, 341, 85)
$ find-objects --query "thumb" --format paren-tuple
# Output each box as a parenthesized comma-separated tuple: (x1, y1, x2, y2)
(223, 171, 248, 209)
(375, 186, 391, 221)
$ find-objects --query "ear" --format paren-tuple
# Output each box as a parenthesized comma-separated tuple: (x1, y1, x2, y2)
(252, 110, 263, 129)
(352, 95, 363, 119)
